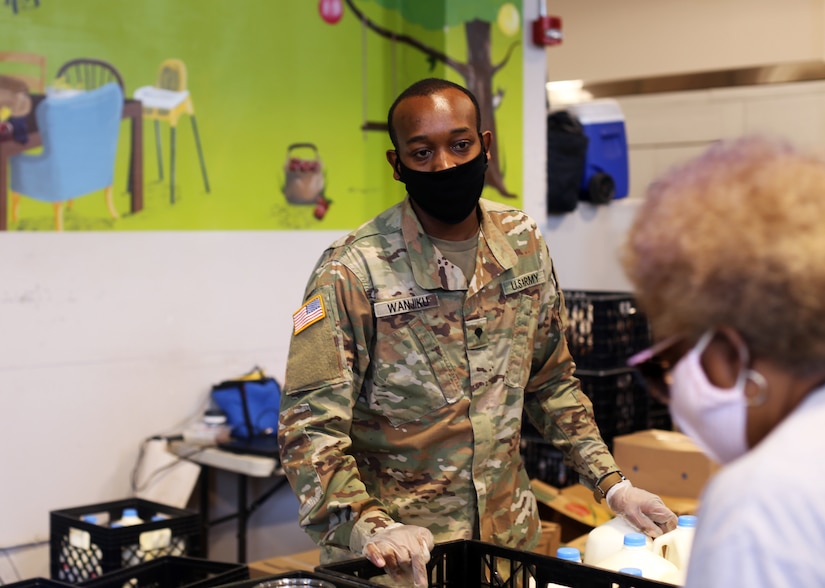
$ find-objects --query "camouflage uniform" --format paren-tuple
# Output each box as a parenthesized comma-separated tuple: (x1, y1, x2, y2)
(279, 197, 618, 563)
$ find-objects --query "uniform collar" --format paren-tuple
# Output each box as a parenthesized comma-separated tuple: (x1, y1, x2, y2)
(400, 197, 518, 293)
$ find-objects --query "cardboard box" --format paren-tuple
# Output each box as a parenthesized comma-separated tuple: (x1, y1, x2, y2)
(533, 520, 562, 557)
(248, 549, 321, 579)
(613, 429, 720, 499)
(659, 494, 700, 517)
(531, 479, 613, 544)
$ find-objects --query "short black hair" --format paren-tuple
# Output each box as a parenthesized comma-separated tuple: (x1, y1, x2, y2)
(387, 78, 482, 149)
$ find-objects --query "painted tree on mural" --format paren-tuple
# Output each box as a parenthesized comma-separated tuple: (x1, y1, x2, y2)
(339, 0, 522, 198)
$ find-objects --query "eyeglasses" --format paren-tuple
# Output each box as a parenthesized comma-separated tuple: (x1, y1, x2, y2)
(627, 335, 685, 404)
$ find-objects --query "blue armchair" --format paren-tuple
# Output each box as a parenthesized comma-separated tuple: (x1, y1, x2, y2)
(10, 82, 123, 230)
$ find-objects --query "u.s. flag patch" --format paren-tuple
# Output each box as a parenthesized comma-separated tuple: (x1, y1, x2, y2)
(292, 294, 326, 335)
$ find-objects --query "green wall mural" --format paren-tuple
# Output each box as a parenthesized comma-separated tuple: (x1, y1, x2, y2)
(0, 0, 524, 231)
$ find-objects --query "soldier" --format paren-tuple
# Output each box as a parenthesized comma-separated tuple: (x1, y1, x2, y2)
(279, 78, 676, 587)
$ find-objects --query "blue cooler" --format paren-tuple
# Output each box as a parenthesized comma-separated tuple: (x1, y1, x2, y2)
(569, 99, 629, 202)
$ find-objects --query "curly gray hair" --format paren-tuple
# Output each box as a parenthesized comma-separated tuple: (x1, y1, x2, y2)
(621, 134, 825, 374)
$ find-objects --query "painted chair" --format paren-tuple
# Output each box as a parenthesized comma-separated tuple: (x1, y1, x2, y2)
(0, 50, 46, 93)
(9, 82, 123, 231)
(55, 57, 125, 92)
(54, 58, 138, 199)
(134, 58, 209, 204)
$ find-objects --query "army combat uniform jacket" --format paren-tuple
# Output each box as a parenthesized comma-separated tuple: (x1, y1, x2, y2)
(279, 197, 619, 562)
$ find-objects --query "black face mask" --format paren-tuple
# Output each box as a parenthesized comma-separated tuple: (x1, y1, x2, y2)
(395, 147, 488, 224)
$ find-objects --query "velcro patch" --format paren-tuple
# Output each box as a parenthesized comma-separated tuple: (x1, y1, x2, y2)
(292, 294, 326, 335)
(501, 270, 545, 296)
(374, 293, 439, 317)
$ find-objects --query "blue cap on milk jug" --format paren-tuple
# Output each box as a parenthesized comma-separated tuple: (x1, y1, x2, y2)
(624, 533, 647, 547)
(678, 514, 697, 528)
(619, 567, 643, 576)
(556, 547, 582, 562)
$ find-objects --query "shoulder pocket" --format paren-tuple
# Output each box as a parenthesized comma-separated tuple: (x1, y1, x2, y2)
(285, 287, 347, 393)
(504, 293, 540, 388)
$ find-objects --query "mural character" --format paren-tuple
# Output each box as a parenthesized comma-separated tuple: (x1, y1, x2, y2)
(0, 74, 31, 144)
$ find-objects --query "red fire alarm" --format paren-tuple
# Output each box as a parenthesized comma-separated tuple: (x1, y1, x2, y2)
(532, 2, 562, 47)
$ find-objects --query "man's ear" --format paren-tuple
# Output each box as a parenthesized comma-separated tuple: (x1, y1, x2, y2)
(481, 130, 493, 153)
(386, 149, 401, 181)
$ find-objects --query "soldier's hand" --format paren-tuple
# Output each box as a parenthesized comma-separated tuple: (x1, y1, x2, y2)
(361, 523, 434, 588)
(606, 480, 678, 537)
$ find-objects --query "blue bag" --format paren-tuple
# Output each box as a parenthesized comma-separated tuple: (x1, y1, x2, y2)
(211, 370, 281, 439)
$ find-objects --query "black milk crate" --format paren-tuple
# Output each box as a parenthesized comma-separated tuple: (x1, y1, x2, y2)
(50, 498, 200, 583)
(3, 579, 75, 588)
(564, 290, 652, 370)
(214, 570, 360, 588)
(316, 539, 676, 587)
(647, 397, 673, 432)
(78, 556, 247, 588)
(578, 367, 650, 451)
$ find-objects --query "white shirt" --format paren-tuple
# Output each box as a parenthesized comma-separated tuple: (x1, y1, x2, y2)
(685, 385, 825, 587)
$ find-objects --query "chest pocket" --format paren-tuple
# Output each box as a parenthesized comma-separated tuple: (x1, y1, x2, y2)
(504, 293, 540, 388)
(370, 312, 464, 427)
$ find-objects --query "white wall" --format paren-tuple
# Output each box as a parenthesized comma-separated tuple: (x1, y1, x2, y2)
(621, 80, 825, 197)
(546, 0, 825, 83)
(0, 232, 343, 578)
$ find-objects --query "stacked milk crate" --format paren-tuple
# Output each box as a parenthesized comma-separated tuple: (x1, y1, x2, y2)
(50, 498, 197, 582)
(521, 291, 671, 487)
(50, 498, 206, 582)
(48, 497, 249, 588)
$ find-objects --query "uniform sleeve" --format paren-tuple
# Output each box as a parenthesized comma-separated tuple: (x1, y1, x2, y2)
(521, 241, 620, 488)
(278, 258, 397, 551)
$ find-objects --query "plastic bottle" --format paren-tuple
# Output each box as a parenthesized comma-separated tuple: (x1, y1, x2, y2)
(138, 513, 174, 560)
(611, 567, 644, 588)
(556, 547, 582, 563)
(150, 513, 185, 554)
(652, 514, 697, 584)
(110, 508, 145, 566)
(183, 410, 232, 445)
(584, 517, 653, 566)
(65, 514, 104, 580)
(110, 507, 144, 527)
(594, 532, 681, 583)
(546, 546, 582, 588)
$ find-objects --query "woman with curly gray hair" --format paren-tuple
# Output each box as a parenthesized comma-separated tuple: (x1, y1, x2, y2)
(622, 134, 825, 587)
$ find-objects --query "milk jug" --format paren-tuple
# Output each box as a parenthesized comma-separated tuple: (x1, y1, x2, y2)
(583, 516, 652, 565)
(556, 547, 582, 563)
(110, 508, 145, 566)
(545, 547, 582, 588)
(594, 532, 681, 583)
(652, 514, 697, 583)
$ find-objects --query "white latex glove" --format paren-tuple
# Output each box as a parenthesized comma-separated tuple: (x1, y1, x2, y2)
(361, 523, 434, 588)
(606, 480, 678, 537)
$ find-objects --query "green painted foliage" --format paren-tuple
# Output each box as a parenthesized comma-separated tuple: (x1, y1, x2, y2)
(364, 0, 510, 29)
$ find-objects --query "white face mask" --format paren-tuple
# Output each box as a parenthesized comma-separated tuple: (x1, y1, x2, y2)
(669, 331, 765, 465)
